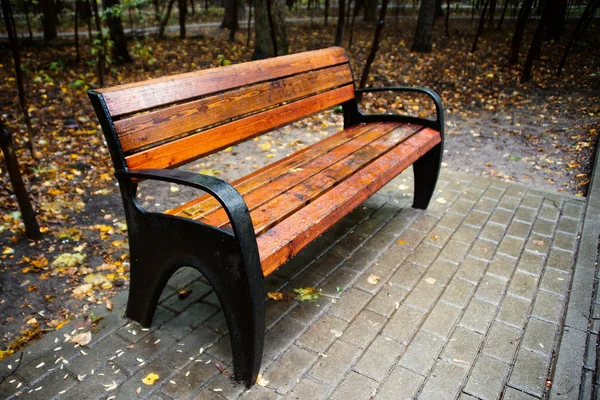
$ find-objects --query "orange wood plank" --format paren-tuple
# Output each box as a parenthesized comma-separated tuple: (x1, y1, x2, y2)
(115, 65, 353, 153)
(99, 47, 349, 117)
(169, 123, 383, 218)
(125, 85, 356, 170)
(200, 123, 422, 232)
(257, 128, 442, 276)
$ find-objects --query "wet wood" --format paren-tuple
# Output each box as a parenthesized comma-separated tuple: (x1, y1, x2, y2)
(99, 47, 349, 117)
(169, 122, 381, 218)
(115, 65, 353, 153)
(258, 128, 441, 276)
(199, 123, 422, 231)
(125, 85, 355, 170)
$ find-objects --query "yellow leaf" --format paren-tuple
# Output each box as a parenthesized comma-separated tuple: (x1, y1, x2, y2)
(142, 373, 159, 385)
(397, 240, 408, 245)
(2, 247, 14, 255)
(367, 275, 381, 285)
(267, 292, 284, 301)
(260, 143, 272, 151)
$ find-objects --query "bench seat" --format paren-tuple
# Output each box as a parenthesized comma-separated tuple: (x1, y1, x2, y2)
(168, 122, 441, 275)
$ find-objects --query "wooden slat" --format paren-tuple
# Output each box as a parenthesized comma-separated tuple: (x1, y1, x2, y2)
(115, 65, 353, 153)
(199, 123, 421, 232)
(99, 47, 349, 117)
(125, 85, 356, 170)
(258, 128, 442, 276)
(169, 123, 382, 218)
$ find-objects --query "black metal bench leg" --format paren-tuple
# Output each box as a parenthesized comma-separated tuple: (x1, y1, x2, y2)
(412, 142, 443, 209)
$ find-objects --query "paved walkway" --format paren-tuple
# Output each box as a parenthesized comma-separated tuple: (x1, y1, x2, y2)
(0, 165, 598, 399)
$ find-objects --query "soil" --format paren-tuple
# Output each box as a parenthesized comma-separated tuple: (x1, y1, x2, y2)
(0, 17, 598, 357)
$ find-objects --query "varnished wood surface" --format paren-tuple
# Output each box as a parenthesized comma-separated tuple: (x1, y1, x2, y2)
(125, 85, 356, 170)
(115, 64, 353, 153)
(99, 47, 350, 117)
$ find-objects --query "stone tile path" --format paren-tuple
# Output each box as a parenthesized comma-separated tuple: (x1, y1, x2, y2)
(0, 168, 596, 400)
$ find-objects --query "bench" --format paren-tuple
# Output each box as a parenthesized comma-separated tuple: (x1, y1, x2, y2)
(88, 46, 444, 387)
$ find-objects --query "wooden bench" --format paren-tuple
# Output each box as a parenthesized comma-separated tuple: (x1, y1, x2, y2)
(88, 47, 444, 387)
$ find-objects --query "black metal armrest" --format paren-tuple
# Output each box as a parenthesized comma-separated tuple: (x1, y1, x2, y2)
(116, 168, 255, 241)
(355, 87, 444, 135)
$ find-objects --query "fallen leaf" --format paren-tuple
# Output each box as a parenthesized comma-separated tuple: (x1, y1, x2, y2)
(178, 288, 192, 299)
(436, 197, 447, 204)
(424, 277, 436, 285)
(71, 331, 92, 346)
(106, 299, 113, 311)
(267, 292, 283, 301)
(52, 253, 85, 269)
(256, 374, 269, 387)
(532, 239, 545, 246)
(367, 275, 381, 285)
(73, 283, 93, 297)
(142, 373, 159, 385)
(397, 239, 408, 245)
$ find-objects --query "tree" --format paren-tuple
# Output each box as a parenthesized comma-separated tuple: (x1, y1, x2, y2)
(158, 0, 176, 39)
(435, 0, 444, 17)
(521, 0, 551, 81)
(39, 0, 58, 40)
(364, 0, 377, 21)
(221, 0, 239, 41)
(178, 0, 187, 37)
(472, 0, 490, 52)
(103, 0, 133, 63)
(334, 0, 345, 45)
(545, 0, 567, 41)
(412, 0, 436, 52)
(557, 0, 599, 76)
(357, 0, 389, 101)
(253, 0, 288, 59)
(509, 0, 534, 64)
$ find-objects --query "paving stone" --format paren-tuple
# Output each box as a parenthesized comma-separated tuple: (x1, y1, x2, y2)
(419, 360, 467, 400)
(283, 378, 329, 400)
(423, 226, 454, 248)
(531, 219, 556, 237)
(382, 305, 425, 343)
(422, 302, 461, 338)
(517, 251, 546, 276)
(514, 207, 538, 224)
(287, 296, 330, 325)
(328, 371, 378, 400)
(403, 280, 443, 311)
(438, 213, 465, 230)
(113, 331, 178, 375)
(398, 330, 445, 375)
(487, 254, 517, 280)
(506, 220, 532, 239)
(532, 290, 564, 324)
(450, 199, 475, 215)
(17, 338, 80, 385)
(20, 370, 78, 400)
(482, 321, 521, 363)
(521, 318, 558, 358)
(456, 257, 487, 283)
(341, 309, 386, 349)
(553, 232, 578, 253)
(489, 209, 514, 226)
(460, 298, 496, 334)
(167, 266, 202, 290)
(503, 386, 539, 399)
(389, 262, 426, 290)
(319, 267, 360, 296)
(562, 202, 584, 219)
(117, 306, 176, 343)
(289, 269, 324, 290)
(549, 327, 588, 399)
(463, 210, 490, 228)
(507, 271, 539, 300)
(441, 277, 476, 309)
(342, 247, 380, 273)
(546, 248, 573, 271)
(411, 214, 439, 232)
(469, 239, 497, 261)
(329, 288, 371, 322)
(556, 217, 580, 235)
(308, 340, 361, 386)
(521, 195, 542, 209)
(161, 280, 212, 312)
(332, 233, 370, 258)
(162, 325, 220, 369)
(113, 358, 175, 399)
(374, 365, 424, 400)
(498, 196, 521, 211)
(407, 243, 440, 267)
(525, 234, 551, 254)
(162, 303, 218, 339)
(483, 186, 506, 200)
(354, 261, 395, 294)
(538, 205, 560, 222)
(264, 274, 289, 293)
(475, 198, 499, 214)
(205, 334, 232, 365)
(264, 317, 306, 359)
(239, 384, 281, 400)
(497, 295, 532, 329)
(452, 225, 480, 245)
(585, 333, 597, 371)
(265, 298, 296, 330)
(464, 355, 509, 400)
(440, 326, 483, 366)
(424, 258, 459, 287)
(480, 222, 507, 243)
(263, 345, 318, 395)
(497, 236, 525, 258)
(297, 315, 347, 354)
(0, 375, 26, 399)
(61, 364, 128, 400)
(367, 285, 409, 317)
(303, 249, 348, 278)
(354, 335, 404, 382)
(458, 393, 480, 400)
(439, 240, 471, 264)
(65, 334, 130, 377)
(475, 275, 508, 304)
(509, 349, 551, 397)
(366, 230, 399, 252)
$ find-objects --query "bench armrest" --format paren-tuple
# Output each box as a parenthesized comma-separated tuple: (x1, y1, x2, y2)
(116, 169, 256, 241)
(354, 87, 444, 135)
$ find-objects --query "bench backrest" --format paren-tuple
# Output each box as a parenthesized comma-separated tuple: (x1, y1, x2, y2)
(89, 47, 356, 172)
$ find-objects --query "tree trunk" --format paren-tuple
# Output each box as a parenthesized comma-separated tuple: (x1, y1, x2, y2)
(412, 0, 436, 52)
(86, 0, 93, 40)
(557, 0, 599, 76)
(357, 0, 389, 102)
(91, 0, 105, 86)
(487, 0, 496, 27)
(444, 0, 450, 36)
(75, 2, 81, 61)
(252, 0, 288, 59)
(435, 0, 444, 17)
(178, 0, 187, 37)
(545, 0, 567, 41)
(24, 0, 33, 40)
(39, 0, 58, 40)
(324, 0, 330, 26)
(221, 0, 239, 41)
(471, 0, 490, 52)
(508, 0, 534, 64)
(1, 0, 36, 158)
(364, 0, 377, 21)
(334, 0, 345, 44)
(247, 0, 253, 45)
(496, 0, 509, 30)
(0, 122, 42, 241)
(158, 0, 177, 38)
(103, 0, 133, 63)
(348, 0, 359, 47)
(521, 0, 551, 81)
